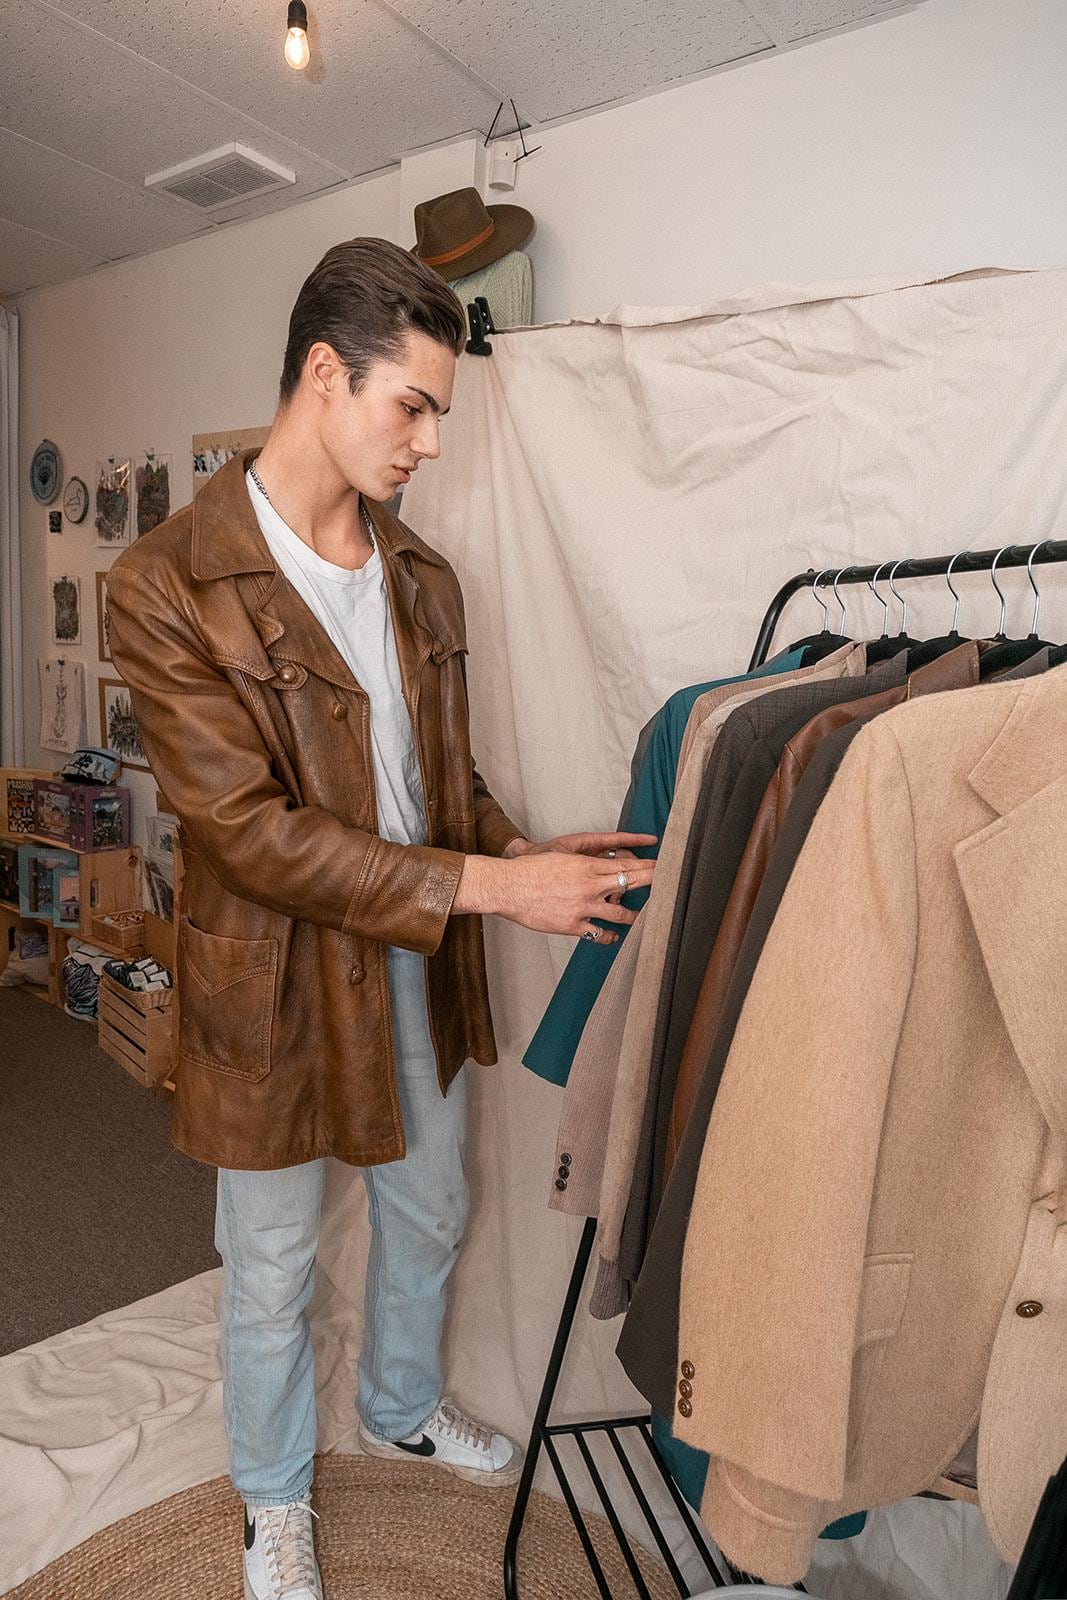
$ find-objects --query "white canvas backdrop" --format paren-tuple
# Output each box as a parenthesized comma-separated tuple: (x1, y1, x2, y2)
(5, 265, 1067, 1595)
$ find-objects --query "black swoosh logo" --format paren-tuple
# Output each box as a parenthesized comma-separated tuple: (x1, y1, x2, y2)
(393, 1436, 436, 1458)
(245, 1511, 256, 1551)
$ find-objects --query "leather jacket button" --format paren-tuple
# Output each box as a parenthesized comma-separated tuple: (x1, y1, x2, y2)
(680, 1361, 695, 1380)
(554, 1178, 567, 1191)
(1015, 1300, 1043, 1318)
(331, 702, 348, 720)
(559, 1153, 573, 1166)
(678, 1399, 693, 1419)
(678, 1379, 693, 1400)
(349, 965, 365, 985)
(276, 663, 298, 684)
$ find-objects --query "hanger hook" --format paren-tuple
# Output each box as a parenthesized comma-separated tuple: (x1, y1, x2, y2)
(868, 562, 891, 638)
(832, 568, 848, 633)
(990, 545, 1011, 637)
(888, 560, 909, 637)
(1026, 541, 1048, 637)
(810, 570, 831, 631)
(945, 547, 969, 635)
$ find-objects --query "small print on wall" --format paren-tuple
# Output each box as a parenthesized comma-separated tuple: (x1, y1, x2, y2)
(95, 458, 131, 547)
(96, 571, 112, 661)
(51, 574, 81, 646)
(192, 427, 269, 494)
(48, 511, 63, 534)
(99, 677, 150, 772)
(136, 453, 172, 537)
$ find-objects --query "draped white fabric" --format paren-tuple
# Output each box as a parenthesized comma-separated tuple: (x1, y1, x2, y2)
(6, 265, 1067, 1595)
(0, 304, 22, 765)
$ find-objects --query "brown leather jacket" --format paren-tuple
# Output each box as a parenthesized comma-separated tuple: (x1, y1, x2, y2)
(106, 452, 522, 1170)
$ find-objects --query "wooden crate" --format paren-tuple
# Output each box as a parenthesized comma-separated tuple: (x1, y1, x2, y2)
(97, 973, 175, 1089)
(80, 848, 141, 941)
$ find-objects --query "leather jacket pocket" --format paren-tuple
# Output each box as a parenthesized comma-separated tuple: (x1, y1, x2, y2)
(178, 917, 278, 1082)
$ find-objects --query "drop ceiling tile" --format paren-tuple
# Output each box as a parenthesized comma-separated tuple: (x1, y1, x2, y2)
(0, 215, 103, 295)
(47, 0, 504, 175)
(0, 129, 207, 262)
(382, 0, 773, 122)
(755, 0, 911, 43)
(4, 1, 341, 190)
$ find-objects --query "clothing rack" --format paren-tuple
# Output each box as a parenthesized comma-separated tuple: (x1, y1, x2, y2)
(503, 537, 1067, 1600)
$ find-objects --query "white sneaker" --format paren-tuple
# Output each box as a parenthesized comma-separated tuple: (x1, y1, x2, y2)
(243, 1499, 323, 1600)
(358, 1398, 523, 1487)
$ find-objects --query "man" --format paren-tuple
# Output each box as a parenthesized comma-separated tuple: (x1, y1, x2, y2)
(107, 237, 654, 1600)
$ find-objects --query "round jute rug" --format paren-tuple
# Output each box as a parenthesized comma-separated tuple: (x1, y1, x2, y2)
(10, 1453, 679, 1599)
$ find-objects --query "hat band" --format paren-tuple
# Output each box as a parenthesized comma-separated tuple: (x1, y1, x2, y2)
(420, 221, 495, 268)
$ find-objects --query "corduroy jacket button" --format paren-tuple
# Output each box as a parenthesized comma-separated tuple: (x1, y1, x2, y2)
(680, 1361, 695, 1380)
(276, 663, 298, 684)
(349, 965, 365, 984)
(331, 702, 348, 720)
(554, 1178, 567, 1191)
(1015, 1300, 1043, 1317)
(678, 1399, 693, 1419)
(559, 1153, 572, 1166)
(678, 1379, 693, 1400)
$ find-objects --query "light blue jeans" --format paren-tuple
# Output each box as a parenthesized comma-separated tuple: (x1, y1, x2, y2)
(214, 947, 469, 1507)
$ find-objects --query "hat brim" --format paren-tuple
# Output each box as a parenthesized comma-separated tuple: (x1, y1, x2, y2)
(415, 204, 534, 281)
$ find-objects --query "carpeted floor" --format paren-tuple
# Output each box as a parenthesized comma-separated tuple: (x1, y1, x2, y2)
(0, 987, 218, 1355)
(8, 1453, 680, 1599)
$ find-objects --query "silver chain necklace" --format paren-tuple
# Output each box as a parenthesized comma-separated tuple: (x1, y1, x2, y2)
(250, 459, 375, 545)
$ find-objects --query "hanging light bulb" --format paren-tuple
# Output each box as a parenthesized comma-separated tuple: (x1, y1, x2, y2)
(284, 0, 310, 69)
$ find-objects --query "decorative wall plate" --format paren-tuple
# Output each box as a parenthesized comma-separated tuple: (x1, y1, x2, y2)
(63, 475, 89, 524)
(31, 439, 61, 504)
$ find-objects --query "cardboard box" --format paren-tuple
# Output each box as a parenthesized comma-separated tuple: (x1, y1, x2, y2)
(1, 769, 50, 838)
(97, 974, 174, 1089)
(32, 779, 130, 852)
(0, 839, 19, 907)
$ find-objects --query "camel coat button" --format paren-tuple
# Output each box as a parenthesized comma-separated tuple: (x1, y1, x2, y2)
(678, 1399, 693, 1419)
(680, 1361, 695, 1380)
(1015, 1300, 1043, 1317)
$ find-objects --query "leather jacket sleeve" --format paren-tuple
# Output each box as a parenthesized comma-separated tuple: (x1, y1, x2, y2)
(106, 562, 467, 955)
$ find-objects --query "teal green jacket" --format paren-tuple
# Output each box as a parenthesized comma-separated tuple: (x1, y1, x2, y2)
(522, 651, 805, 1087)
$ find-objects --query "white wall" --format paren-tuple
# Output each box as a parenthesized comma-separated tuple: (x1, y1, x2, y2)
(16, 0, 1067, 810)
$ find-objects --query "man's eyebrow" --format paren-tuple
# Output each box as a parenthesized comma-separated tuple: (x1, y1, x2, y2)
(406, 386, 450, 417)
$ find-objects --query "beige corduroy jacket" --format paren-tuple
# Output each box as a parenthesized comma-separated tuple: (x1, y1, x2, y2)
(675, 667, 1067, 1584)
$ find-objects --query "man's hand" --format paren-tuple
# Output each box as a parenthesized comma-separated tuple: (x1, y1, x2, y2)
(454, 832, 658, 945)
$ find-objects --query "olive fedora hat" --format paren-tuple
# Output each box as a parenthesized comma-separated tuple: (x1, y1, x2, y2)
(412, 187, 534, 279)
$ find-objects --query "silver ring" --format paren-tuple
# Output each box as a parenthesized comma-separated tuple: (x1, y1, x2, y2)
(581, 929, 599, 943)
(606, 849, 617, 859)
(616, 870, 629, 892)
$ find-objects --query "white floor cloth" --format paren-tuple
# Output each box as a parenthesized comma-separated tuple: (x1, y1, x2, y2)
(6, 264, 1067, 1596)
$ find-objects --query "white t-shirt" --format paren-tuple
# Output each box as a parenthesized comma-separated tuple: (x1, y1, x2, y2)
(246, 470, 427, 848)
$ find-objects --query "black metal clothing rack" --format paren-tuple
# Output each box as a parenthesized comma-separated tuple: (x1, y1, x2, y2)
(504, 538, 1067, 1600)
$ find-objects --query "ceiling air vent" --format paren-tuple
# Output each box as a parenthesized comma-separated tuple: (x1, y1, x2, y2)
(145, 143, 296, 210)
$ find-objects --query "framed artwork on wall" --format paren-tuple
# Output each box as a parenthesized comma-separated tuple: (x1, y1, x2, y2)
(51, 574, 81, 646)
(95, 458, 131, 548)
(96, 571, 112, 662)
(98, 677, 150, 772)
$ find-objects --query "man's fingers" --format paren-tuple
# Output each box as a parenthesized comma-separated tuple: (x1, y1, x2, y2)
(594, 903, 639, 928)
